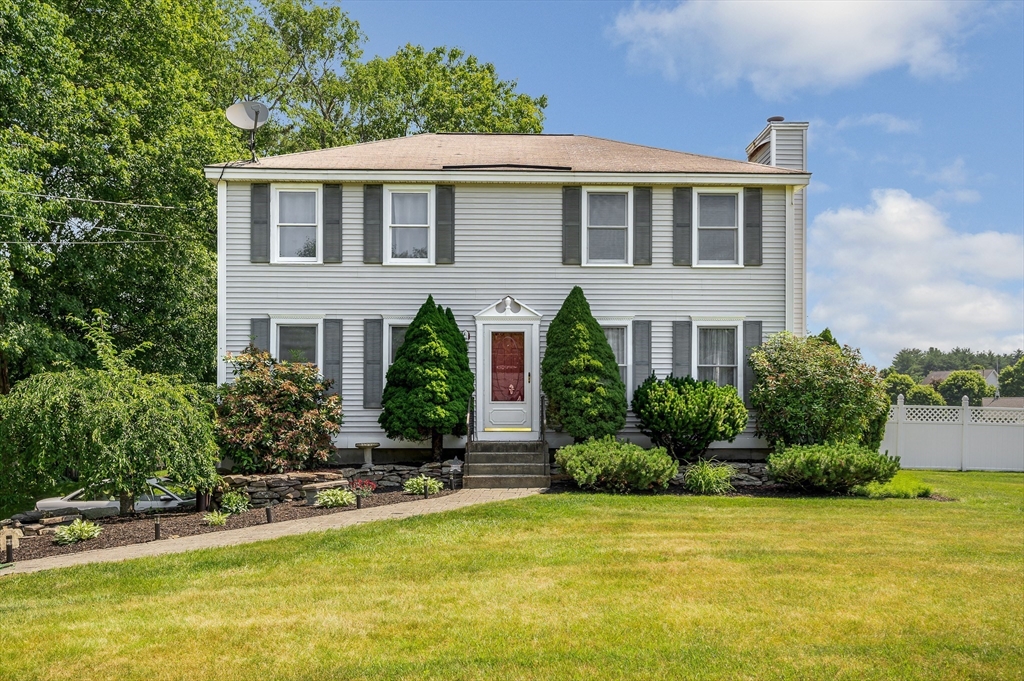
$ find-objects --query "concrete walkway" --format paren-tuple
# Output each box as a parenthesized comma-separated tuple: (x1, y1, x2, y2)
(1, 488, 544, 577)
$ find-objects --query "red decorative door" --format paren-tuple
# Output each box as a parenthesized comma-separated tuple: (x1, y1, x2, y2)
(491, 331, 525, 402)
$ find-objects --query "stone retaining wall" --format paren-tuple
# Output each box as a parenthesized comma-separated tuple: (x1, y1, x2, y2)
(219, 460, 464, 508)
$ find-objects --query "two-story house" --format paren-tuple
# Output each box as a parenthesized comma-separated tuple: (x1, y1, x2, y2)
(206, 117, 810, 485)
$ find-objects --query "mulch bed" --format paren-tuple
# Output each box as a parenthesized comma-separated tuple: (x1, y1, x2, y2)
(544, 481, 956, 500)
(11, 489, 454, 563)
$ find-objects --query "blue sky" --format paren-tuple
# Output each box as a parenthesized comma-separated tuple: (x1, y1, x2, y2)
(347, 0, 1024, 366)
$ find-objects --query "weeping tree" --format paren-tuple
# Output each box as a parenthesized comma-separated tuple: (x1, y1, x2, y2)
(379, 296, 474, 461)
(541, 286, 626, 441)
(0, 311, 220, 516)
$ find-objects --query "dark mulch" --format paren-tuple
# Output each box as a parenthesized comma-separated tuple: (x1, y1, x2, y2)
(12, 489, 455, 562)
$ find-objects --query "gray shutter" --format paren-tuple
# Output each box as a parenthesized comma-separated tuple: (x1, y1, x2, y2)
(743, 320, 763, 406)
(323, 184, 342, 263)
(250, 318, 270, 353)
(672, 187, 692, 266)
(436, 185, 455, 264)
(633, 187, 652, 265)
(744, 187, 763, 266)
(672, 320, 692, 377)
(323, 319, 343, 394)
(562, 186, 581, 265)
(363, 185, 383, 264)
(632, 320, 652, 397)
(250, 183, 270, 263)
(363, 318, 383, 408)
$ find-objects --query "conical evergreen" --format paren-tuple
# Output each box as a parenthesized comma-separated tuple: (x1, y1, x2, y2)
(379, 296, 473, 460)
(541, 286, 626, 441)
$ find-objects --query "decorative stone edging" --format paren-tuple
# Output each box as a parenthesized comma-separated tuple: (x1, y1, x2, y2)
(219, 460, 464, 508)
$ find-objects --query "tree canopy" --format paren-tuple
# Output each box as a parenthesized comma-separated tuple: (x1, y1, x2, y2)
(0, 311, 220, 515)
(888, 346, 1022, 382)
(0, 0, 546, 393)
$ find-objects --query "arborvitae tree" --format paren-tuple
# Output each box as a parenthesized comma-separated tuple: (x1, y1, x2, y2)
(379, 296, 473, 461)
(440, 306, 474, 437)
(541, 286, 626, 441)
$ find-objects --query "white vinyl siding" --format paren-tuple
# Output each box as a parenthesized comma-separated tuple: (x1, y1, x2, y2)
(222, 182, 789, 449)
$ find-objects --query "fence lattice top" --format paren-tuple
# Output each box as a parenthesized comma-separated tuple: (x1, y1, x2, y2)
(970, 408, 1024, 425)
(904, 406, 961, 423)
(889, 398, 1024, 426)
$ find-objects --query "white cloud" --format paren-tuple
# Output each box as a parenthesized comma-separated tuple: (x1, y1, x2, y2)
(835, 114, 920, 134)
(808, 189, 1024, 365)
(612, 1, 976, 98)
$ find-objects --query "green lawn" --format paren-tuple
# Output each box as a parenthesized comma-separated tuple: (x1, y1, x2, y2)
(1, 471, 1021, 680)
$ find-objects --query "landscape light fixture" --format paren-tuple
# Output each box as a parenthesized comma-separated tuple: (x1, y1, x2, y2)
(225, 101, 270, 163)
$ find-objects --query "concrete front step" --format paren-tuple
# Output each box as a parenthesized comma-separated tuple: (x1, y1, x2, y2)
(465, 463, 549, 476)
(463, 474, 550, 489)
(465, 451, 548, 465)
(466, 440, 547, 454)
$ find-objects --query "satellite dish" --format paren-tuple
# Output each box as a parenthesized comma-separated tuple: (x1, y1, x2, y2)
(226, 101, 270, 130)
(225, 101, 270, 162)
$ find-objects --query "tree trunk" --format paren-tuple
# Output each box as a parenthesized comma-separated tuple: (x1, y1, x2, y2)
(431, 429, 444, 463)
(0, 349, 9, 395)
(118, 492, 135, 516)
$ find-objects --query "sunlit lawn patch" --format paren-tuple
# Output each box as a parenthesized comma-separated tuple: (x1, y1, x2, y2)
(0, 471, 1020, 680)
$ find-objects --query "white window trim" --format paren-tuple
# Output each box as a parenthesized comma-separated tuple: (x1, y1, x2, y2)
(691, 319, 743, 394)
(597, 317, 633, 393)
(384, 185, 435, 265)
(271, 316, 324, 369)
(692, 187, 744, 268)
(382, 316, 415, 383)
(270, 183, 322, 264)
(582, 186, 633, 267)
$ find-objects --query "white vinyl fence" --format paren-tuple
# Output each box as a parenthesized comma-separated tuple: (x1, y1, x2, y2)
(879, 395, 1024, 472)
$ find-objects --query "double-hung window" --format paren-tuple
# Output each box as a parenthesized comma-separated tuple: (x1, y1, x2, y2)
(601, 326, 629, 385)
(385, 186, 433, 264)
(696, 326, 738, 388)
(584, 188, 631, 265)
(272, 319, 322, 366)
(273, 186, 320, 263)
(695, 189, 742, 266)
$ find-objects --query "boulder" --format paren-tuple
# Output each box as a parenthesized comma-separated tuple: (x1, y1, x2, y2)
(41, 514, 82, 526)
(731, 473, 762, 486)
(0, 528, 24, 549)
(246, 481, 268, 491)
(81, 507, 119, 520)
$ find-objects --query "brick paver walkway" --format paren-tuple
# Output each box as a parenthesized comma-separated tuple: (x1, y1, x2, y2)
(1, 488, 544, 577)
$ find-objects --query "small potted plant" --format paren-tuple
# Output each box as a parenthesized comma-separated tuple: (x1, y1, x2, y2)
(350, 479, 377, 508)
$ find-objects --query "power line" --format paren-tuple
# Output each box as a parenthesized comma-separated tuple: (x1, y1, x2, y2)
(0, 189, 195, 210)
(0, 212, 178, 239)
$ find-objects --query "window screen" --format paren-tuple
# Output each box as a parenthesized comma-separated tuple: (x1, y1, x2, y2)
(390, 325, 408, 363)
(697, 193, 739, 264)
(697, 327, 737, 387)
(277, 191, 317, 259)
(390, 192, 429, 260)
(603, 326, 627, 385)
(278, 325, 317, 364)
(588, 192, 627, 262)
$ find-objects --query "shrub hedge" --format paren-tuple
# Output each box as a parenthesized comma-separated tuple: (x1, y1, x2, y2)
(555, 436, 677, 493)
(767, 443, 900, 495)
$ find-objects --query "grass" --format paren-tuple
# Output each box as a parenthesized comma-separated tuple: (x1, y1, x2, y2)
(0, 471, 1021, 680)
(853, 470, 934, 499)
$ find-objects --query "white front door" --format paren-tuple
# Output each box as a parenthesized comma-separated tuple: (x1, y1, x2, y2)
(481, 324, 533, 433)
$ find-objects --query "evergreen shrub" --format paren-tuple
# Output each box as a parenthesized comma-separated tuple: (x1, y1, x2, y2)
(767, 443, 900, 495)
(541, 287, 626, 441)
(555, 436, 677, 493)
(631, 375, 747, 462)
(380, 296, 473, 461)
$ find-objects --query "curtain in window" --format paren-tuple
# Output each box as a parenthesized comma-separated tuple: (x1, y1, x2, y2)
(603, 327, 627, 384)
(391, 193, 428, 224)
(698, 327, 736, 387)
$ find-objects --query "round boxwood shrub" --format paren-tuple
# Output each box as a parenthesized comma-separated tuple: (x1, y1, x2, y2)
(631, 374, 748, 462)
(555, 436, 678, 493)
(767, 443, 900, 495)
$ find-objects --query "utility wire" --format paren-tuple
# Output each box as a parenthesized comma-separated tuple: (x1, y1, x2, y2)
(0, 212, 179, 239)
(0, 189, 195, 210)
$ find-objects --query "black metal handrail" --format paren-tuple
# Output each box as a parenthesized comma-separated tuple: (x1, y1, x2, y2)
(466, 393, 475, 445)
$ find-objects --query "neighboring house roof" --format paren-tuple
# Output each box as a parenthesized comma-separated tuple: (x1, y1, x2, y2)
(982, 396, 1024, 408)
(923, 369, 998, 385)
(210, 133, 805, 174)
